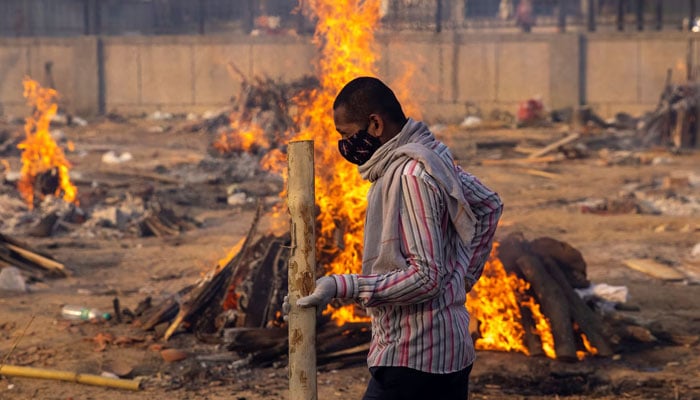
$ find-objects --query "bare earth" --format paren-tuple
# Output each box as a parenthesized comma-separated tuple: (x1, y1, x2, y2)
(0, 116, 699, 400)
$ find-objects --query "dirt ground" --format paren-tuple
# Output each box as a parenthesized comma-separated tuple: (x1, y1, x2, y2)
(0, 115, 699, 400)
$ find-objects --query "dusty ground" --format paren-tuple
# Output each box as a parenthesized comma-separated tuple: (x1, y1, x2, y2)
(0, 115, 699, 400)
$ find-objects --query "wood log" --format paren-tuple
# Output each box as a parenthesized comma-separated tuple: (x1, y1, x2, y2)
(519, 306, 545, 357)
(242, 238, 286, 328)
(0, 233, 68, 278)
(516, 255, 578, 361)
(287, 140, 317, 400)
(528, 133, 580, 159)
(137, 284, 194, 330)
(529, 237, 589, 288)
(672, 106, 687, 150)
(496, 232, 530, 276)
(541, 256, 613, 357)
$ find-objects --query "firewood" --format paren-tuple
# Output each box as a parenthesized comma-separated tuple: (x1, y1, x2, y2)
(519, 307, 545, 357)
(497, 232, 530, 276)
(241, 238, 287, 328)
(137, 284, 194, 330)
(516, 255, 578, 361)
(529, 237, 589, 288)
(148, 203, 264, 340)
(0, 233, 68, 277)
(527, 133, 580, 159)
(541, 256, 613, 357)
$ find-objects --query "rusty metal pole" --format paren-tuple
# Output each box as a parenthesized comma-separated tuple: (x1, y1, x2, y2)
(287, 140, 317, 400)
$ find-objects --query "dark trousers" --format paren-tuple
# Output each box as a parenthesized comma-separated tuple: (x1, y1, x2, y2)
(362, 364, 472, 400)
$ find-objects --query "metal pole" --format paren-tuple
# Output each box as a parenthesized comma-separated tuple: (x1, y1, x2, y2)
(436, 0, 443, 33)
(287, 140, 318, 400)
(616, 0, 625, 31)
(558, 0, 567, 33)
(691, 0, 697, 31)
(94, 0, 101, 35)
(635, 0, 643, 31)
(83, 0, 91, 35)
(587, 0, 596, 31)
(198, 0, 206, 34)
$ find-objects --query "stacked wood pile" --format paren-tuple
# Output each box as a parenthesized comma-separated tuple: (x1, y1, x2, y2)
(639, 80, 700, 149)
(180, 65, 319, 156)
(497, 232, 613, 361)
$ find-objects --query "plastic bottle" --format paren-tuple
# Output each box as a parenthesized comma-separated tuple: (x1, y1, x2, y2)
(61, 305, 111, 321)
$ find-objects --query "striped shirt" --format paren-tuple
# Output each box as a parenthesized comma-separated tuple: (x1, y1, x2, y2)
(333, 161, 502, 374)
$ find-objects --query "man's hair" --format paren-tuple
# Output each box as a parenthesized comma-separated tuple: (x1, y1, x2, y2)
(333, 77, 407, 125)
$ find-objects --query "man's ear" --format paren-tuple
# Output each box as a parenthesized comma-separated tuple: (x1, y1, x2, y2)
(368, 113, 383, 138)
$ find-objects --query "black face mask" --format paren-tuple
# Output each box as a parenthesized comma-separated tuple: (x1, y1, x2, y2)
(337, 128, 382, 165)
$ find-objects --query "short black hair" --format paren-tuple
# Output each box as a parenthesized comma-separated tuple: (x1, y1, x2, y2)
(333, 77, 406, 125)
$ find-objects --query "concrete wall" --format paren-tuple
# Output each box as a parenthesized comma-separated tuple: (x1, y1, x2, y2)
(0, 36, 98, 117)
(0, 32, 696, 122)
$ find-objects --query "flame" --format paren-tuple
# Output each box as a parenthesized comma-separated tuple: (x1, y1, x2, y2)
(467, 243, 530, 354)
(214, 120, 269, 154)
(17, 77, 77, 209)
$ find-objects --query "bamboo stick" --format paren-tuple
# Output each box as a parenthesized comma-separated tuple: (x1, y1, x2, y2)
(528, 133, 580, 159)
(4, 243, 67, 273)
(0, 365, 140, 391)
(287, 140, 317, 400)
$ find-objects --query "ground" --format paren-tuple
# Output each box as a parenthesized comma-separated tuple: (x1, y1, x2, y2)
(0, 115, 699, 400)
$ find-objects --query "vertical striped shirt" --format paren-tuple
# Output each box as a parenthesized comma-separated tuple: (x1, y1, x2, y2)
(332, 160, 503, 374)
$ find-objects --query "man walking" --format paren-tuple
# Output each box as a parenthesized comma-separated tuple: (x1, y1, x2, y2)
(296, 77, 503, 399)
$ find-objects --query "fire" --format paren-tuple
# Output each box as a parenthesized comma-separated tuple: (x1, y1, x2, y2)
(213, 120, 269, 154)
(467, 245, 531, 354)
(292, 0, 382, 325)
(17, 77, 78, 209)
(467, 244, 559, 357)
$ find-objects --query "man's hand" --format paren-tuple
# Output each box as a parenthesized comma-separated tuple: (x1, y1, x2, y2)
(296, 276, 337, 309)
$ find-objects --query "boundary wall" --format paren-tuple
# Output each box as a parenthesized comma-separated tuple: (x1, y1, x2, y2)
(0, 32, 696, 121)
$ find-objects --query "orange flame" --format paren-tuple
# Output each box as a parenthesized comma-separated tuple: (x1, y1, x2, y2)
(467, 246, 530, 354)
(17, 77, 77, 209)
(298, 0, 381, 326)
(213, 120, 269, 154)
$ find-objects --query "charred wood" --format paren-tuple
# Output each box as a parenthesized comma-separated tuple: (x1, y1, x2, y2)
(541, 256, 613, 357)
(516, 255, 578, 361)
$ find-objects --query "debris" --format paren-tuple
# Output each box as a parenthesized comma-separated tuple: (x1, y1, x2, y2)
(460, 115, 483, 128)
(0, 266, 27, 292)
(161, 348, 189, 363)
(101, 151, 133, 164)
(480, 155, 563, 166)
(575, 283, 629, 304)
(622, 258, 686, 281)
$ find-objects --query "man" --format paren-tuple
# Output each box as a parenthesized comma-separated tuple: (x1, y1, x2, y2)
(295, 77, 503, 399)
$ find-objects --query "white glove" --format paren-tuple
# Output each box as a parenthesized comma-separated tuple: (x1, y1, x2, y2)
(296, 276, 337, 309)
(282, 294, 291, 321)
